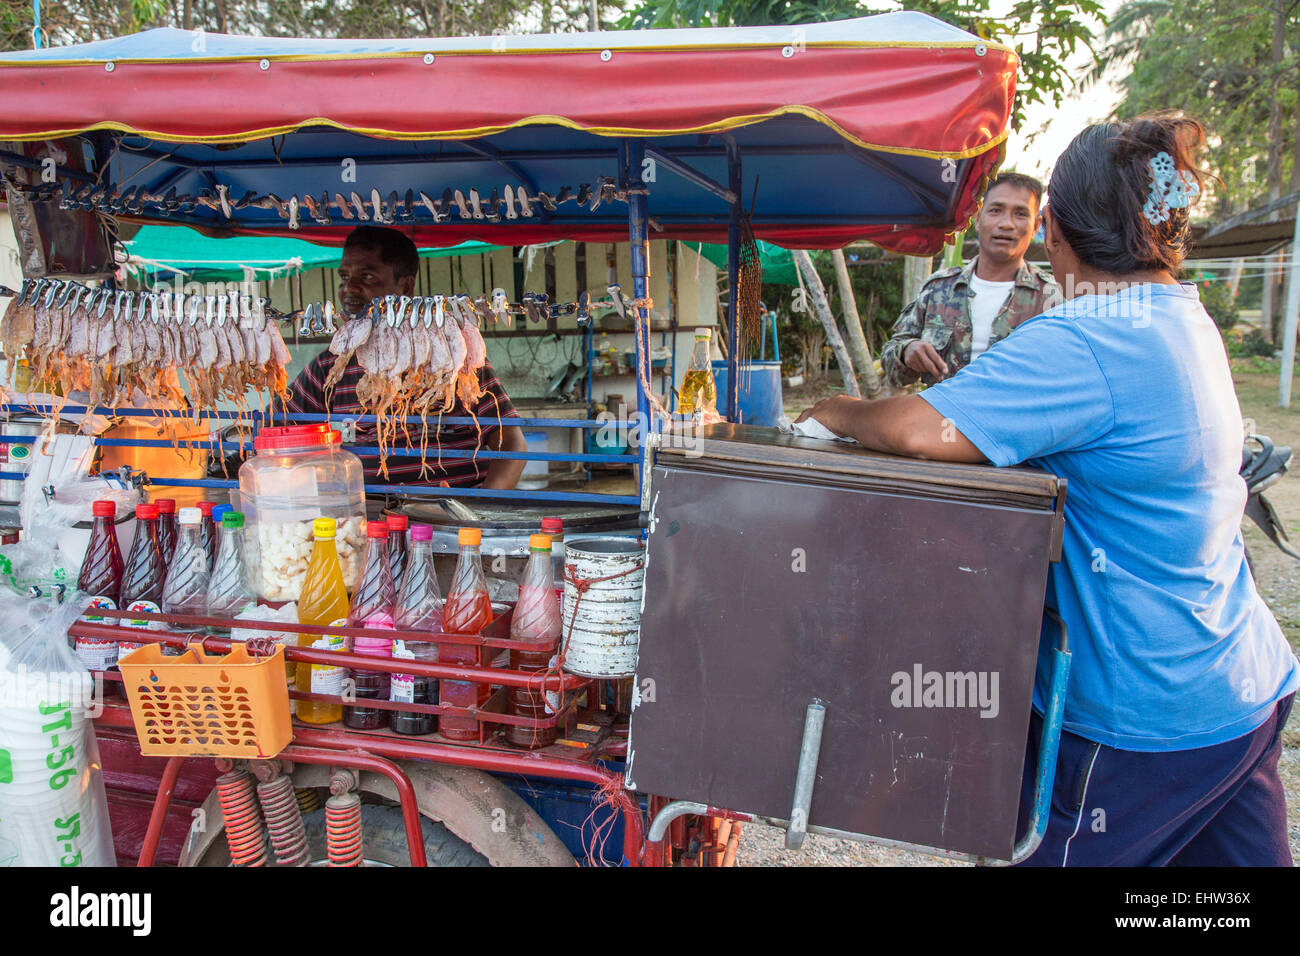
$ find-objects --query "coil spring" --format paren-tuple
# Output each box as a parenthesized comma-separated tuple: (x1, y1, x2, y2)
(295, 787, 323, 814)
(215, 769, 268, 867)
(256, 773, 310, 867)
(325, 792, 364, 867)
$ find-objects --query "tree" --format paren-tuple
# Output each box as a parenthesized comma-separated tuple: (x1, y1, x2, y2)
(0, 0, 621, 51)
(1093, 0, 1300, 213)
(620, 0, 1107, 129)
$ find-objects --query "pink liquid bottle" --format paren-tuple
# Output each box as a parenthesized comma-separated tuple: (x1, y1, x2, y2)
(505, 534, 563, 749)
(391, 524, 442, 735)
(439, 527, 493, 742)
(343, 520, 395, 730)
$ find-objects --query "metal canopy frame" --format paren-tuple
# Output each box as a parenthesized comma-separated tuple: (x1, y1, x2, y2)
(0, 122, 771, 500)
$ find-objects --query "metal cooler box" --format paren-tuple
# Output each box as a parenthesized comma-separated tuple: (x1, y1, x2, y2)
(628, 424, 1065, 861)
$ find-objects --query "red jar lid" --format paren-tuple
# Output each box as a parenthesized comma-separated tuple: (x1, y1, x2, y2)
(387, 514, 409, 531)
(367, 520, 388, 538)
(136, 503, 159, 520)
(155, 498, 176, 514)
(540, 517, 563, 533)
(197, 501, 215, 516)
(253, 423, 342, 452)
(92, 500, 116, 518)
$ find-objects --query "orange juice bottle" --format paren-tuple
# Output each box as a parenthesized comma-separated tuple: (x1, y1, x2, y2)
(296, 517, 351, 724)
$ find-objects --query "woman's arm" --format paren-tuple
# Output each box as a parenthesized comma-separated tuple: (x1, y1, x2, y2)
(795, 394, 987, 463)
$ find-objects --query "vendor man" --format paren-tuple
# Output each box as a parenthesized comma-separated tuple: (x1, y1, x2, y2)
(286, 226, 527, 488)
(879, 172, 1061, 387)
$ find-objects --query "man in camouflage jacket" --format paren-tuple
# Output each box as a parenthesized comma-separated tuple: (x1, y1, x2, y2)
(880, 173, 1061, 388)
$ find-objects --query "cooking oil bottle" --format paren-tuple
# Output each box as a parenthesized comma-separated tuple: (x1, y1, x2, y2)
(677, 328, 717, 417)
(296, 517, 351, 724)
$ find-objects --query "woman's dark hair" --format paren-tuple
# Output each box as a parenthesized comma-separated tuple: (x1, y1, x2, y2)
(344, 225, 419, 280)
(1047, 114, 1209, 275)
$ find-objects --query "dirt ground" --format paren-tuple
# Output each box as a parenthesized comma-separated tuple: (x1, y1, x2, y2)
(739, 360, 1300, 866)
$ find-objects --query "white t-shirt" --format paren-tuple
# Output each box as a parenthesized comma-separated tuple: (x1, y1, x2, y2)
(968, 274, 1015, 359)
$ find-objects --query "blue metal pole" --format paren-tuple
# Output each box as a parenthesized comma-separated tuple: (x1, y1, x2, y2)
(725, 138, 742, 422)
(585, 317, 595, 482)
(625, 139, 652, 480)
(31, 0, 41, 49)
(1009, 610, 1071, 864)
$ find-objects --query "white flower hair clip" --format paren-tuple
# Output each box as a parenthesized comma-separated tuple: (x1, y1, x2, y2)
(1142, 151, 1199, 225)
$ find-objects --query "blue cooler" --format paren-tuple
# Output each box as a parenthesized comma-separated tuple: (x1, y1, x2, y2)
(710, 360, 784, 427)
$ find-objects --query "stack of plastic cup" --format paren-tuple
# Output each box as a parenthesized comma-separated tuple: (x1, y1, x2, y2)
(0, 670, 115, 866)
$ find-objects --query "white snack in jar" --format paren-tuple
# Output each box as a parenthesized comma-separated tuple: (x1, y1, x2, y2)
(256, 515, 366, 601)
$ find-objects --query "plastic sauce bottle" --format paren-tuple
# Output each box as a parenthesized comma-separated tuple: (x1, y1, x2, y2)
(196, 501, 218, 570)
(205, 511, 256, 636)
(119, 503, 167, 659)
(677, 328, 718, 416)
(387, 513, 410, 592)
(540, 516, 565, 602)
(390, 640, 439, 736)
(506, 534, 563, 749)
(391, 524, 442, 735)
(160, 507, 211, 646)
(155, 498, 179, 566)
(344, 520, 395, 730)
(440, 527, 494, 742)
(296, 517, 350, 725)
(75, 499, 125, 673)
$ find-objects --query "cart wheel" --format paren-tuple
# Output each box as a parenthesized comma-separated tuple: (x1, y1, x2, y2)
(193, 802, 490, 867)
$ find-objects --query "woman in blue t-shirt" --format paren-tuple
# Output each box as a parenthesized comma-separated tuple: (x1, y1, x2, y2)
(798, 114, 1298, 866)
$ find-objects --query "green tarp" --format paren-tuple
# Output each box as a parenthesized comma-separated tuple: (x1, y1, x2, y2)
(681, 240, 799, 287)
(121, 225, 506, 282)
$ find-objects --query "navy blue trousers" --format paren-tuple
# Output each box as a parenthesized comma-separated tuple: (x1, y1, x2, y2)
(1013, 693, 1294, 866)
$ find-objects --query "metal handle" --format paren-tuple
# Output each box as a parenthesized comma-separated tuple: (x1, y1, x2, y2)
(786, 698, 826, 850)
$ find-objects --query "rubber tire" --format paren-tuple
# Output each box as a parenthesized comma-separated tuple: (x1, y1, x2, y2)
(197, 802, 490, 867)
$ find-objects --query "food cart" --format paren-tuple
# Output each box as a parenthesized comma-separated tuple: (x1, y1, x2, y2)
(0, 12, 1070, 866)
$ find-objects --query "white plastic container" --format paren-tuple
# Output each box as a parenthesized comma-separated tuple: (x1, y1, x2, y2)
(517, 430, 549, 490)
(559, 537, 644, 678)
(237, 424, 366, 602)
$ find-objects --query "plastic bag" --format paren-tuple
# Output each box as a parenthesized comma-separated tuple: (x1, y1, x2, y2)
(232, 601, 298, 651)
(8, 475, 143, 589)
(0, 595, 116, 867)
(31, 476, 143, 536)
(0, 539, 77, 594)
(16, 431, 97, 535)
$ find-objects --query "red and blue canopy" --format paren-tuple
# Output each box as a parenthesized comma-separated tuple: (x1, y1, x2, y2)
(0, 13, 1016, 253)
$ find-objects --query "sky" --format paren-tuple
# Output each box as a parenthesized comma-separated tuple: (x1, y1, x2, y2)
(999, 0, 1125, 181)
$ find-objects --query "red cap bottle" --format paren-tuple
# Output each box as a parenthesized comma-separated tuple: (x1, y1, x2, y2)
(121, 502, 167, 650)
(155, 499, 178, 564)
(76, 500, 126, 675)
(386, 514, 410, 590)
(196, 501, 217, 569)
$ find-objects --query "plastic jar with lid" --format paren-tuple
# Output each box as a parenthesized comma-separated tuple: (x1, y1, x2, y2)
(238, 424, 367, 603)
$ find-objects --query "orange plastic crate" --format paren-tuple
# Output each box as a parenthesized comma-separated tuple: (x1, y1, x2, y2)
(118, 643, 292, 758)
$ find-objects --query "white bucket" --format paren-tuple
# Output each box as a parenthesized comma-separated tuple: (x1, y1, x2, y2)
(560, 537, 644, 678)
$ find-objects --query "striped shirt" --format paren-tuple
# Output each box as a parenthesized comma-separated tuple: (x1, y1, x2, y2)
(285, 351, 519, 486)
